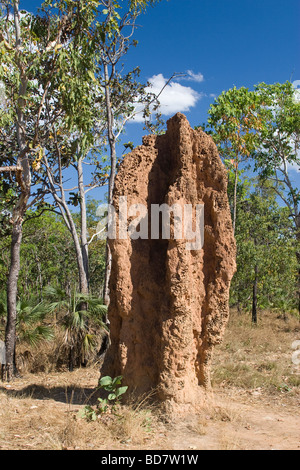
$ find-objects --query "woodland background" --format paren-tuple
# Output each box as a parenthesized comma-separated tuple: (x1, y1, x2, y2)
(0, 0, 299, 378)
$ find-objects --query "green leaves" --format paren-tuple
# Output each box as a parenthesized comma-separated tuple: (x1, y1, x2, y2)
(254, 82, 300, 172)
(78, 404, 98, 421)
(251, 82, 300, 232)
(78, 375, 128, 420)
(207, 86, 263, 160)
(14, 299, 55, 347)
(207, 82, 300, 316)
(231, 183, 298, 313)
(98, 375, 128, 401)
(99, 375, 114, 387)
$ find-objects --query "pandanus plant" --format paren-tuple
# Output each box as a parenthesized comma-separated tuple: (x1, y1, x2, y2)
(0, 292, 54, 377)
(43, 286, 108, 370)
(0, 291, 54, 346)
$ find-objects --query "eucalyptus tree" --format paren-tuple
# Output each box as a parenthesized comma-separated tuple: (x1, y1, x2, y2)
(205, 87, 263, 234)
(94, 0, 162, 304)
(37, 0, 107, 300)
(37, 0, 162, 307)
(0, 0, 100, 380)
(206, 82, 300, 318)
(41, 106, 107, 299)
(232, 184, 297, 322)
(253, 82, 300, 217)
(253, 82, 300, 314)
(0, 2, 60, 380)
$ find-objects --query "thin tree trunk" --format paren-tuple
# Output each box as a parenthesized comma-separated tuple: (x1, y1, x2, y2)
(43, 154, 89, 297)
(69, 216, 89, 296)
(103, 62, 117, 307)
(34, 248, 43, 301)
(4, 1, 30, 381)
(296, 229, 300, 320)
(78, 156, 89, 292)
(4, 169, 31, 381)
(77, 156, 89, 314)
(56, 202, 89, 296)
(233, 165, 238, 235)
(4, 158, 31, 382)
(252, 263, 258, 324)
(5, 223, 22, 381)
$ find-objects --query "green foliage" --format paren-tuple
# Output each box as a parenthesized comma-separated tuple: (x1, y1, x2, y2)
(253, 82, 300, 223)
(230, 183, 298, 313)
(205, 81, 300, 318)
(254, 81, 300, 176)
(206, 86, 263, 160)
(77, 404, 99, 422)
(16, 300, 54, 347)
(78, 375, 128, 420)
(18, 211, 78, 298)
(43, 285, 108, 368)
(0, 293, 54, 346)
(206, 81, 300, 224)
(205, 86, 264, 231)
(98, 375, 128, 402)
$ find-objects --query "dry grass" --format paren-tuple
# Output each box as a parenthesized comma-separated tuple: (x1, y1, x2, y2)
(0, 309, 299, 450)
(0, 367, 164, 450)
(212, 309, 300, 393)
(16, 327, 105, 374)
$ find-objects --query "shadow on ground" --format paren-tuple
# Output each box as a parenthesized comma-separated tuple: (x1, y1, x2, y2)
(0, 384, 99, 405)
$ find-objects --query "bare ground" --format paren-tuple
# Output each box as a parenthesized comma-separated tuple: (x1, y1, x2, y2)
(0, 367, 299, 451)
(0, 311, 299, 451)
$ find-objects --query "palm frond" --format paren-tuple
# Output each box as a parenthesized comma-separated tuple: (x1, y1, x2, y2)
(43, 285, 68, 301)
(83, 333, 96, 352)
(20, 325, 54, 347)
(17, 300, 49, 325)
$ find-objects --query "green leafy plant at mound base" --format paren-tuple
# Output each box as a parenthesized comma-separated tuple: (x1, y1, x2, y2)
(99, 375, 128, 402)
(78, 375, 128, 421)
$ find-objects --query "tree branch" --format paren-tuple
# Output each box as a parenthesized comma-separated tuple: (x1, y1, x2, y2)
(0, 165, 20, 172)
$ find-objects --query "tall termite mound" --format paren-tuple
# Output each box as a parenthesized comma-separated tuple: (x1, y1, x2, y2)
(101, 113, 236, 411)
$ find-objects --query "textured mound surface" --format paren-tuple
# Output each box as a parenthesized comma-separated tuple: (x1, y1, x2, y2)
(101, 113, 236, 411)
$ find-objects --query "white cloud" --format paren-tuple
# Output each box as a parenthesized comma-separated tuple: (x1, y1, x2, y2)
(185, 70, 205, 83)
(292, 80, 300, 103)
(174, 70, 205, 83)
(286, 161, 299, 172)
(286, 148, 300, 172)
(131, 73, 201, 122)
(279, 144, 300, 173)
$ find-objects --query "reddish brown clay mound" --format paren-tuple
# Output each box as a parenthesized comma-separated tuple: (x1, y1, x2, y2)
(101, 113, 236, 412)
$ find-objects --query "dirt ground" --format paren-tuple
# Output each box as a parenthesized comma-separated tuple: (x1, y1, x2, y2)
(0, 311, 299, 451)
(0, 366, 299, 451)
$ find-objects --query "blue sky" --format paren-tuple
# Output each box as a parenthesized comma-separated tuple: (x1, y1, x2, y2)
(20, 0, 300, 129)
(125, 0, 300, 134)
(16, 0, 300, 200)
(125, 0, 300, 193)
